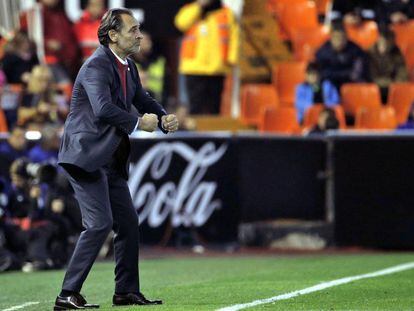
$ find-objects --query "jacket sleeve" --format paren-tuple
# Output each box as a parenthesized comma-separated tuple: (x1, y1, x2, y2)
(174, 2, 202, 32)
(131, 66, 168, 133)
(82, 60, 138, 135)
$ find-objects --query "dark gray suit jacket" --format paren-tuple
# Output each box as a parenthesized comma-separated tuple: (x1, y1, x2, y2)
(58, 45, 167, 174)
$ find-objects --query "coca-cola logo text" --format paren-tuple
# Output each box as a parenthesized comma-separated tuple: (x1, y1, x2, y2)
(128, 142, 228, 228)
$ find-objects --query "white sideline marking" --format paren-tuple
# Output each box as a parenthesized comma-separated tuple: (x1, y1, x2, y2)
(1, 302, 39, 311)
(217, 261, 414, 311)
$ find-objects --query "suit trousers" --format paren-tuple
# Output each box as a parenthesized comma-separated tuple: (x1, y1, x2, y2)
(61, 163, 140, 294)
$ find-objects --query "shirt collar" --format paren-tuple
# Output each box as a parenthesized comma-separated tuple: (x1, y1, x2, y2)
(109, 47, 128, 65)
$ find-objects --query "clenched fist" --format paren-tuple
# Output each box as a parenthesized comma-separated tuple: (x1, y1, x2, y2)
(139, 113, 158, 132)
(161, 114, 179, 132)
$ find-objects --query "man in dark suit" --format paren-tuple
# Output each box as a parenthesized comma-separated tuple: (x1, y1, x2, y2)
(54, 8, 179, 310)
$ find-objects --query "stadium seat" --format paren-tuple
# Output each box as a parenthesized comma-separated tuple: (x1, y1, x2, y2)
(292, 25, 330, 62)
(340, 83, 382, 116)
(355, 106, 397, 129)
(387, 82, 414, 125)
(0, 108, 8, 133)
(303, 104, 346, 130)
(344, 21, 379, 50)
(391, 20, 414, 53)
(278, 1, 319, 39)
(402, 42, 414, 74)
(267, 0, 308, 17)
(259, 106, 300, 134)
(240, 84, 279, 126)
(272, 61, 307, 107)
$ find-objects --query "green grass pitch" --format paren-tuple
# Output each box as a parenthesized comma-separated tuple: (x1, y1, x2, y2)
(1, 252, 414, 310)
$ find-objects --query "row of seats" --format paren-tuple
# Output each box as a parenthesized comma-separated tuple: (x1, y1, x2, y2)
(238, 81, 413, 133)
(248, 102, 398, 134)
(267, 0, 414, 76)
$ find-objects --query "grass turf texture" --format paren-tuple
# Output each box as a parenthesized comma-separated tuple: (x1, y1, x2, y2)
(1, 253, 414, 310)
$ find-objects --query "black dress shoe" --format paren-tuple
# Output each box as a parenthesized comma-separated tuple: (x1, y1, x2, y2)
(54, 293, 99, 310)
(113, 292, 163, 306)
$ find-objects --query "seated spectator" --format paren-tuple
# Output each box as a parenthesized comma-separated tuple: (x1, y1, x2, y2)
(18, 65, 68, 130)
(28, 126, 59, 164)
(1, 32, 38, 84)
(316, 24, 370, 92)
(376, 0, 414, 28)
(0, 126, 28, 179)
(331, 0, 414, 28)
(295, 63, 340, 123)
(307, 107, 340, 135)
(368, 30, 408, 103)
(131, 32, 166, 103)
(74, 0, 106, 61)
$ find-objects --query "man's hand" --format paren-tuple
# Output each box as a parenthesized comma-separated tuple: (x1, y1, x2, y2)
(139, 113, 158, 132)
(161, 114, 179, 132)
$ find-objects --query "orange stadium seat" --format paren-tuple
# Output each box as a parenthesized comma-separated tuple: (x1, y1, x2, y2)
(240, 84, 279, 126)
(355, 106, 397, 130)
(0, 108, 8, 133)
(391, 20, 414, 53)
(402, 42, 414, 75)
(344, 21, 379, 50)
(259, 106, 300, 134)
(340, 83, 382, 116)
(272, 61, 307, 107)
(387, 82, 414, 124)
(303, 104, 346, 130)
(278, 1, 319, 39)
(267, 0, 308, 17)
(292, 25, 330, 62)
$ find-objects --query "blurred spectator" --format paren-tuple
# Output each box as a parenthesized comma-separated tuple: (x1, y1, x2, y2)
(368, 30, 408, 103)
(131, 32, 166, 102)
(331, 0, 414, 29)
(0, 126, 28, 179)
(175, 0, 239, 114)
(295, 63, 340, 123)
(28, 126, 59, 164)
(316, 25, 370, 92)
(1, 32, 39, 84)
(18, 65, 68, 130)
(74, 0, 106, 61)
(308, 107, 340, 135)
(21, 0, 81, 82)
(376, 0, 414, 27)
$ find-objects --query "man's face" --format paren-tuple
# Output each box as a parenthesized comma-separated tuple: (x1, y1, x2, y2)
(9, 128, 27, 151)
(331, 31, 347, 52)
(113, 14, 143, 56)
(88, 0, 105, 19)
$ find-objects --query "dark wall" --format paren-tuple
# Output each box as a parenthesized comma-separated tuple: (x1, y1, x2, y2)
(333, 136, 414, 248)
(237, 136, 326, 222)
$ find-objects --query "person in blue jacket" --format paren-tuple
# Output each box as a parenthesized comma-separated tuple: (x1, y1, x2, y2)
(295, 62, 340, 123)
